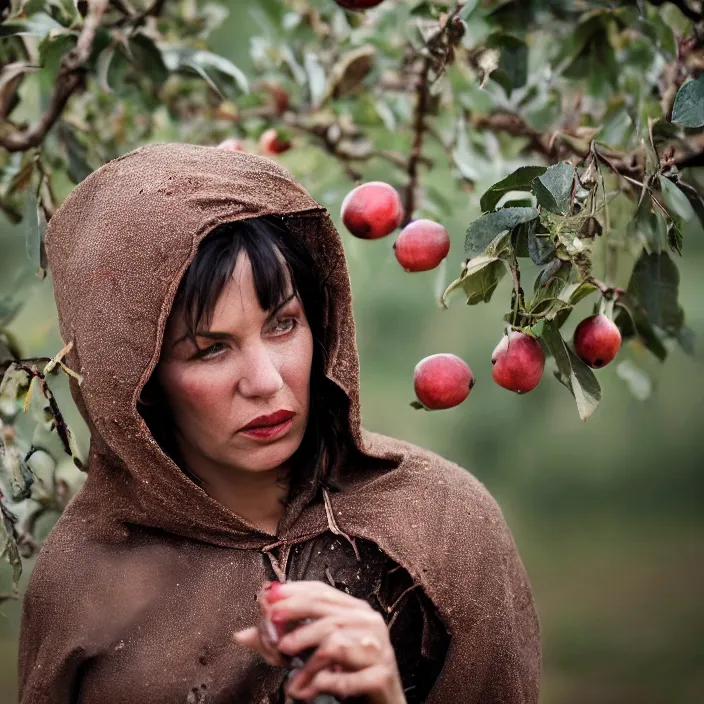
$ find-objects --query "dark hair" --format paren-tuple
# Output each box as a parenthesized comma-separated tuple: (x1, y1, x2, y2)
(140, 215, 352, 500)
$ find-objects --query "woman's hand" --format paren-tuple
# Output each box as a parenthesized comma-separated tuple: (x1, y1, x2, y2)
(234, 580, 406, 704)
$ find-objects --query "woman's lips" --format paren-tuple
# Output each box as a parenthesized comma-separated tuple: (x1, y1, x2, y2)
(239, 417, 294, 440)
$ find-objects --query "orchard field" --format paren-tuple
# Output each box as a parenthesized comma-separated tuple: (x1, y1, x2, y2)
(1, 1, 704, 702)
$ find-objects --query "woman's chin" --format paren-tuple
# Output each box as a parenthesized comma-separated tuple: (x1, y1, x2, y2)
(230, 436, 302, 473)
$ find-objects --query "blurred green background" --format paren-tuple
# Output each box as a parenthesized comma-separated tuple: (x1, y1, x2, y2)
(2, 2, 704, 703)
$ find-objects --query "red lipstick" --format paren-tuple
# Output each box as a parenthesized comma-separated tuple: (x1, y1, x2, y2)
(240, 410, 295, 440)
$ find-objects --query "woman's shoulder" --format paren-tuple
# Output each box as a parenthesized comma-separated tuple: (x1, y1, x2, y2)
(360, 428, 503, 516)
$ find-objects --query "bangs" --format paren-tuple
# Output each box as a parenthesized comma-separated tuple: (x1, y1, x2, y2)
(174, 217, 298, 344)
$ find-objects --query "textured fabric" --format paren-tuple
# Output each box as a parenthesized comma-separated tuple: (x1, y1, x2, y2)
(18, 143, 541, 703)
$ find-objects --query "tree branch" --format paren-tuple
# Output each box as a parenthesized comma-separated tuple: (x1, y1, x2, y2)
(0, 0, 109, 152)
(675, 148, 704, 169)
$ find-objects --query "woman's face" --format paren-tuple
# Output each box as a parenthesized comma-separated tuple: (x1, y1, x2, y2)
(156, 252, 314, 477)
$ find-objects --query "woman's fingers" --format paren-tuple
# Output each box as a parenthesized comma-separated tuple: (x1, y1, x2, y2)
(286, 626, 389, 695)
(232, 626, 287, 667)
(269, 580, 363, 609)
(269, 590, 374, 626)
(289, 663, 400, 704)
(277, 609, 383, 657)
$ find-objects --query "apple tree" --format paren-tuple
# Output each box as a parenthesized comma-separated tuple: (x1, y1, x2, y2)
(2, 0, 704, 593)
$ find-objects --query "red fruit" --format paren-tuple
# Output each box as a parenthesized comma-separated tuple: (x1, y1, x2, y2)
(217, 137, 246, 152)
(341, 182, 404, 239)
(573, 314, 622, 368)
(335, 0, 385, 9)
(394, 219, 450, 272)
(414, 354, 475, 410)
(260, 82, 290, 113)
(259, 128, 292, 155)
(491, 331, 545, 394)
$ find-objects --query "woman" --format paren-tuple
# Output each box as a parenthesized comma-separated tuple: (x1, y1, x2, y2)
(18, 143, 540, 704)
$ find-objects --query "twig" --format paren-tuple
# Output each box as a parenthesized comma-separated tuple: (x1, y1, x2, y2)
(675, 149, 704, 169)
(403, 57, 431, 227)
(0, 0, 110, 152)
(107, 0, 167, 28)
(14, 363, 79, 467)
(508, 248, 523, 327)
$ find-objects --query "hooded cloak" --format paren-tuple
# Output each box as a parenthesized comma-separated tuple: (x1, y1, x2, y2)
(18, 143, 540, 703)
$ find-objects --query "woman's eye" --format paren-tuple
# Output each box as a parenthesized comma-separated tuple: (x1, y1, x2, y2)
(195, 342, 227, 359)
(271, 317, 297, 335)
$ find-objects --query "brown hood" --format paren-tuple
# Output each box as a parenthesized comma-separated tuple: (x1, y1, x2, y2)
(28, 143, 541, 704)
(46, 142, 383, 548)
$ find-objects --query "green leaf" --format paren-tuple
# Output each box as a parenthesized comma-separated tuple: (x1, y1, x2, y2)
(671, 75, 704, 128)
(532, 162, 575, 215)
(95, 44, 116, 94)
(541, 321, 601, 422)
(160, 44, 249, 95)
(1, 501, 22, 587)
(676, 325, 696, 355)
(659, 175, 697, 222)
(627, 196, 667, 253)
(441, 256, 507, 307)
(23, 188, 42, 270)
(528, 230, 555, 265)
(464, 206, 539, 257)
(627, 250, 682, 335)
(58, 124, 93, 185)
(615, 295, 668, 362)
(616, 360, 652, 401)
(486, 33, 528, 95)
(479, 165, 546, 212)
(304, 50, 326, 108)
(0, 12, 66, 39)
(130, 34, 169, 85)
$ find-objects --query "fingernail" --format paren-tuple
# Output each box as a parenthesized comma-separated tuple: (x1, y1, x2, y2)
(263, 581, 286, 603)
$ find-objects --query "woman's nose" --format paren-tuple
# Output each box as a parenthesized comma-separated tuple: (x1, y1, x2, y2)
(237, 343, 284, 399)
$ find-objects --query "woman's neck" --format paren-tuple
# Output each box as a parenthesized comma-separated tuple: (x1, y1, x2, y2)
(189, 461, 290, 536)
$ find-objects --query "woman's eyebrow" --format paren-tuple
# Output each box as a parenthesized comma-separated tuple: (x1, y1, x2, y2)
(170, 294, 297, 349)
(171, 330, 232, 349)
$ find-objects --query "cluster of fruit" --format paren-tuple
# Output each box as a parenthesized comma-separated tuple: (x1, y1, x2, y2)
(217, 129, 291, 158)
(339, 182, 623, 411)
